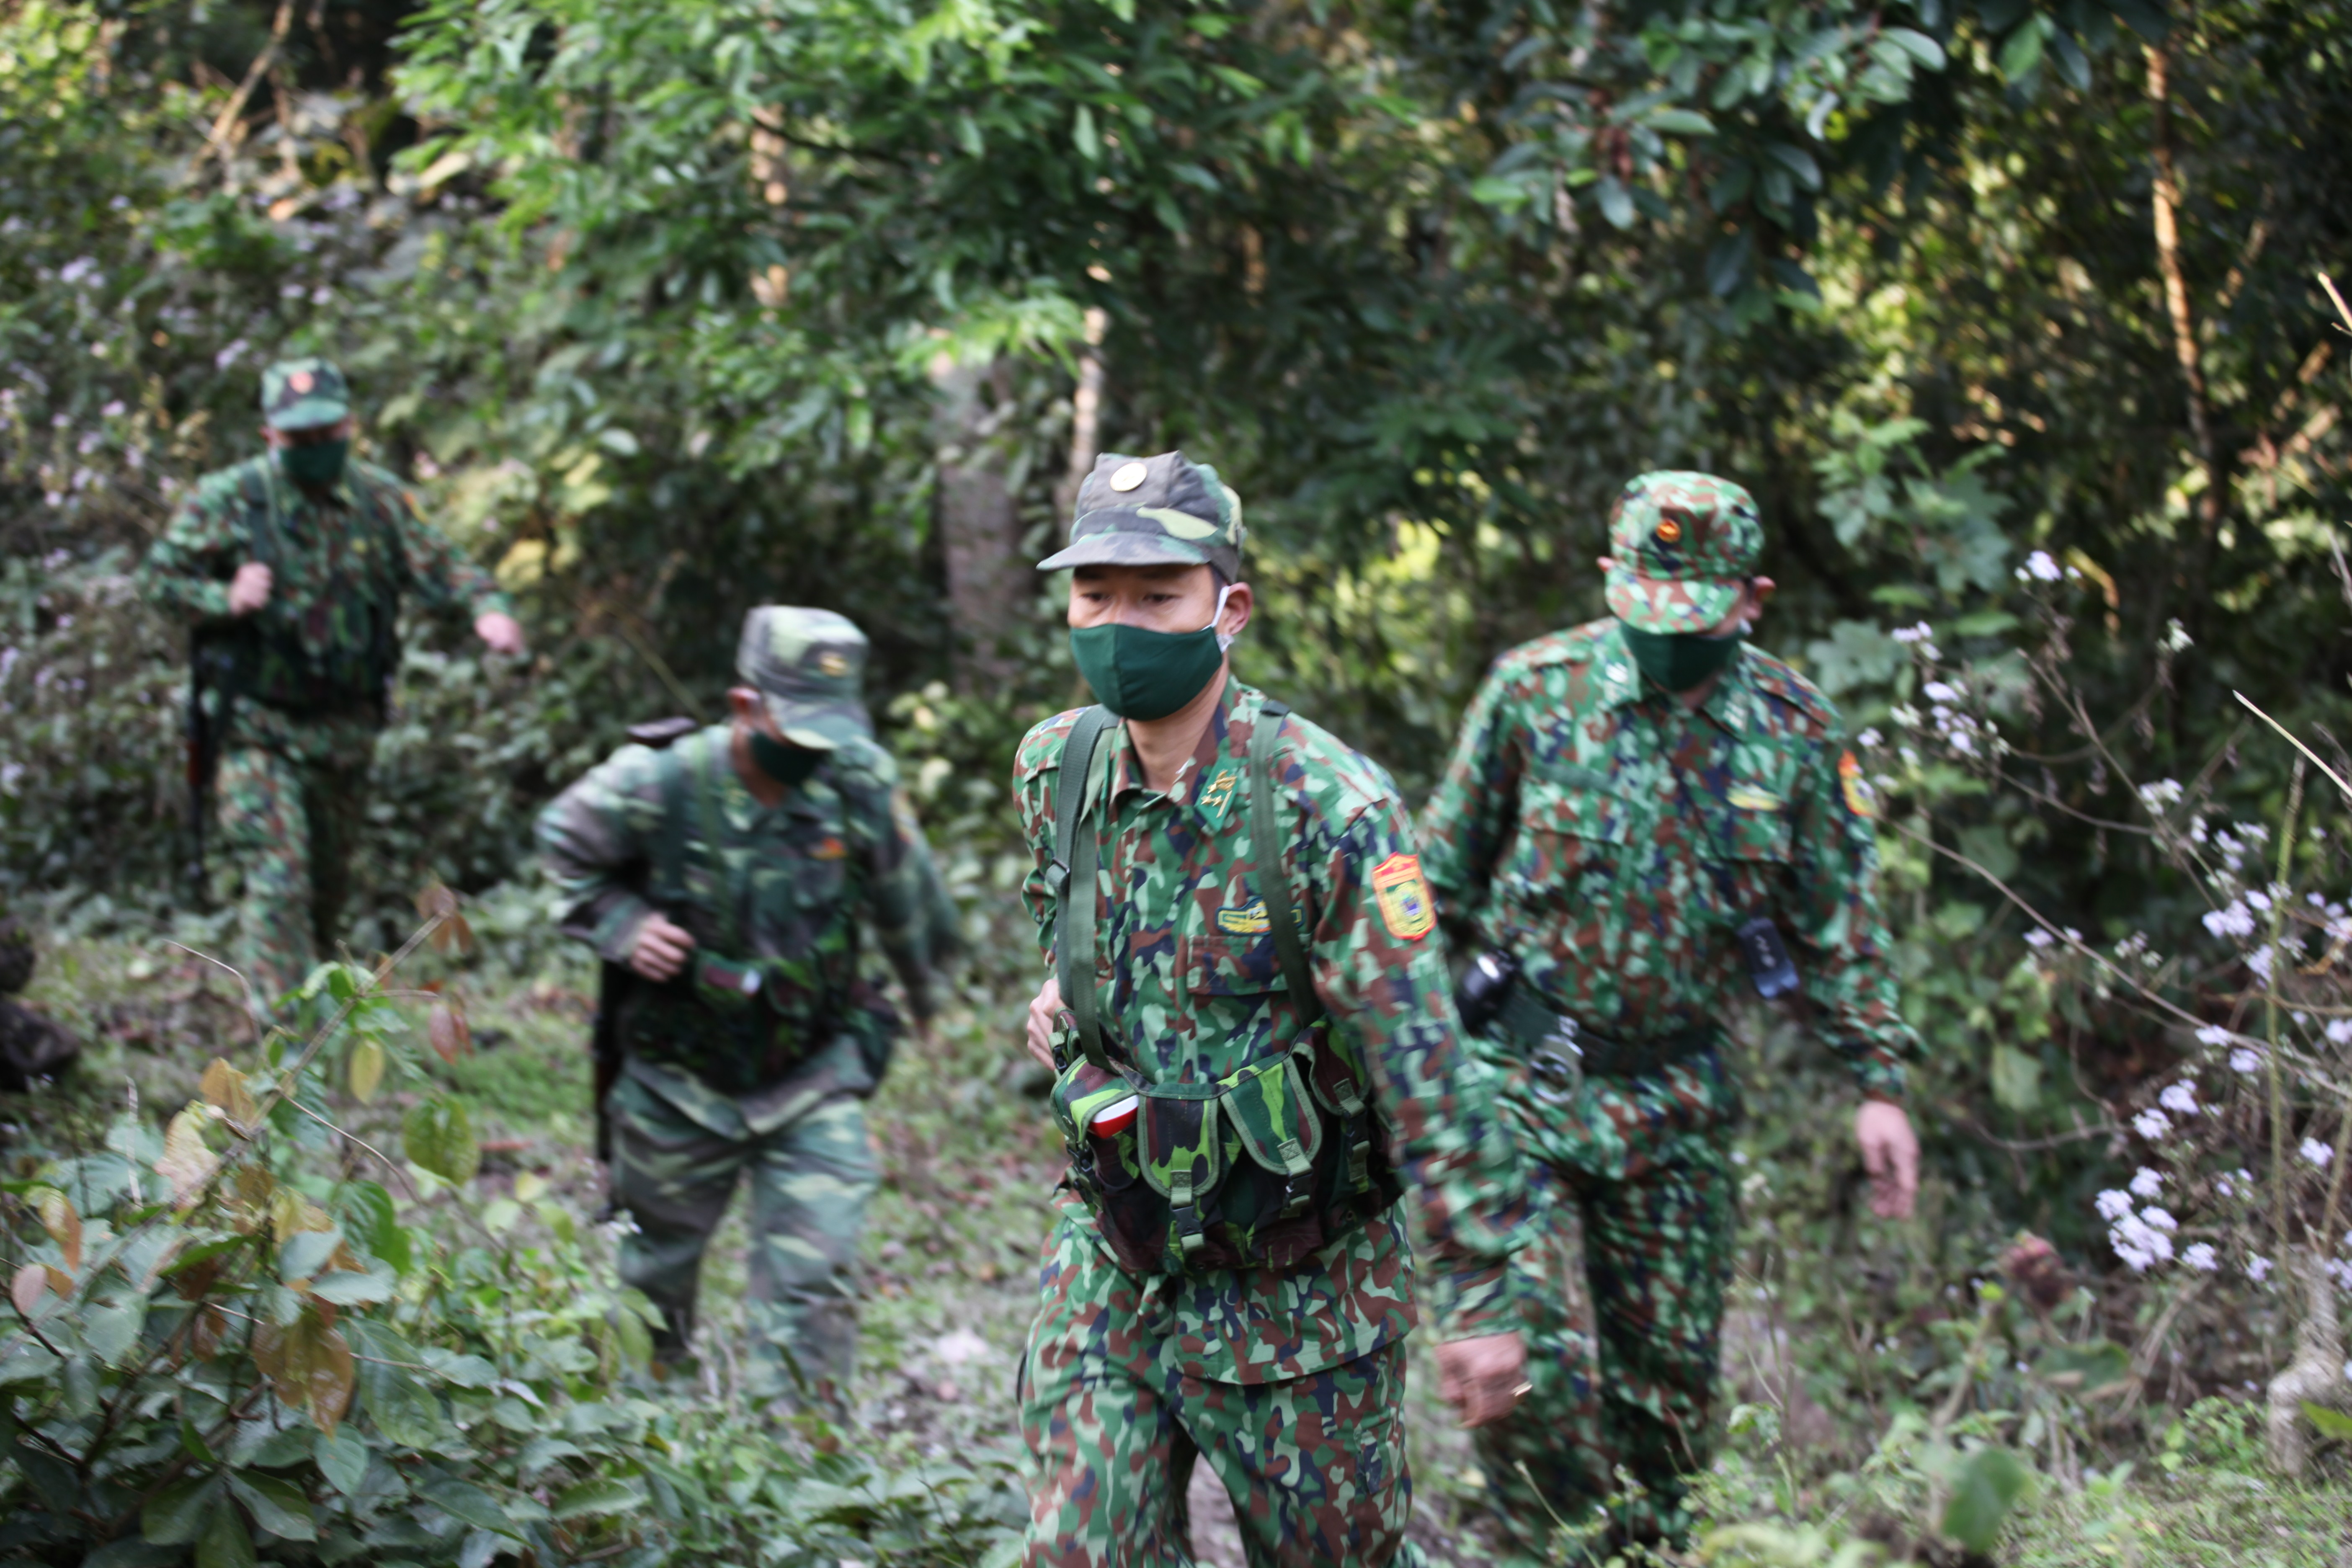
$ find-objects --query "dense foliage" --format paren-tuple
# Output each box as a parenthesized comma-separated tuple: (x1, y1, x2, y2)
(5, 0, 2352, 1554)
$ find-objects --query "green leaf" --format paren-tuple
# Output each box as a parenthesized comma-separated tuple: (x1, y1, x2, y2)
(2301, 1401, 2352, 1439)
(1990, 1043, 2043, 1112)
(279, 1227, 344, 1284)
(335, 1181, 410, 1275)
(315, 1429, 369, 1496)
(2040, 1341, 2133, 1396)
(1643, 108, 1716, 134)
(1999, 17, 2049, 82)
(144, 1474, 222, 1545)
(1883, 27, 1948, 68)
(1942, 1444, 2033, 1552)
(552, 1477, 644, 1520)
(308, 1265, 399, 1305)
(195, 1501, 257, 1568)
(347, 1320, 448, 1448)
(1072, 103, 1101, 163)
(230, 1473, 318, 1542)
(417, 1474, 523, 1539)
(1596, 178, 1635, 230)
(402, 1097, 480, 1185)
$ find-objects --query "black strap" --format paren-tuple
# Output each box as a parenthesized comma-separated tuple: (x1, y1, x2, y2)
(1050, 707, 1120, 1071)
(1247, 700, 1323, 1026)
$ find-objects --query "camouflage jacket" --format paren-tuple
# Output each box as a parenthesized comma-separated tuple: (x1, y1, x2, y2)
(1016, 678, 1527, 1384)
(138, 454, 511, 730)
(1419, 618, 1917, 1106)
(537, 724, 953, 1119)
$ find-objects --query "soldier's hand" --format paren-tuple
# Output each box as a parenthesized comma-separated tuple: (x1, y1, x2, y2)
(629, 913, 694, 983)
(475, 611, 525, 655)
(1436, 1331, 1527, 1429)
(1024, 976, 1061, 1070)
(1857, 1097, 1920, 1220)
(227, 562, 273, 616)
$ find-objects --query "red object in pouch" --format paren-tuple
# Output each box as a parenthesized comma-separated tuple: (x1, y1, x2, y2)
(1090, 1095, 1139, 1139)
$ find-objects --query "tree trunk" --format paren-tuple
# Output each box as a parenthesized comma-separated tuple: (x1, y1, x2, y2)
(930, 356, 1023, 690)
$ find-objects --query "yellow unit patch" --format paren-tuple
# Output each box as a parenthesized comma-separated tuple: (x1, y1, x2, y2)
(812, 836, 848, 861)
(1198, 769, 1240, 813)
(1370, 853, 1435, 941)
(1839, 750, 1877, 819)
(1216, 901, 1271, 935)
(1726, 784, 1784, 812)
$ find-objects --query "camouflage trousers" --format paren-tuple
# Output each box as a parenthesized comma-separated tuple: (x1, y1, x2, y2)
(1019, 1204, 1424, 1568)
(1471, 1055, 1741, 1554)
(213, 740, 371, 1006)
(608, 1068, 877, 1407)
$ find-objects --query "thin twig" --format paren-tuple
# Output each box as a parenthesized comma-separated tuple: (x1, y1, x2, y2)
(197, 0, 295, 172)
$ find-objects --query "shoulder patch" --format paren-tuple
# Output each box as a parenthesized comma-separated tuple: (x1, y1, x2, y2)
(1369, 852, 1436, 941)
(1839, 750, 1878, 819)
(1013, 708, 1091, 785)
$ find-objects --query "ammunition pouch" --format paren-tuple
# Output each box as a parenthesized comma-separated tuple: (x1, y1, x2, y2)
(1052, 1027, 1400, 1277)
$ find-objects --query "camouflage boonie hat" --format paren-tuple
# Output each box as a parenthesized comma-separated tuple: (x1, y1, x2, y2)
(260, 357, 351, 432)
(736, 607, 872, 749)
(1037, 450, 1246, 581)
(1604, 470, 1764, 634)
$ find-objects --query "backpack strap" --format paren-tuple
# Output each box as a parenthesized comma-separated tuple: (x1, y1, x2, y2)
(1049, 706, 1120, 1072)
(1247, 699, 1323, 1026)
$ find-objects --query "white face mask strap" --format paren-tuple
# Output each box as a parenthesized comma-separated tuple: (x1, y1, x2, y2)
(1205, 583, 1238, 652)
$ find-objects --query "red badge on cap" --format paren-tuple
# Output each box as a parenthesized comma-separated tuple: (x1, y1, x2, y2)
(289, 371, 314, 394)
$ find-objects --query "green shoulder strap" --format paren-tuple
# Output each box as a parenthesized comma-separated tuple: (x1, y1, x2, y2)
(1248, 698, 1324, 1026)
(691, 729, 745, 957)
(1050, 706, 1119, 1071)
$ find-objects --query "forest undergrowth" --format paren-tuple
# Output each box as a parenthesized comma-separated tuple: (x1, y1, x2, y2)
(5, 898, 2348, 1567)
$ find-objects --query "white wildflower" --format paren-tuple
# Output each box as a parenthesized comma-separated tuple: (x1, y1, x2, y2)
(2196, 1024, 2231, 1047)
(2129, 1167, 2165, 1198)
(1856, 727, 1882, 750)
(2249, 1255, 2272, 1283)
(2095, 1189, 2135, 1222)
(214, 339, 250, 371)
(2302, 1137, 2334, 1168)
(2159, 1083, 2200, 1117)
(1923, 681, 1961, 704)
(2328, 1019, 2352, 1046)
(2231, 1047, 2262, 1074)
(2140, 1207, 2178, 1233)
(2203, 901, 2256, 939)
(2137, 778, 2184, 811)
(2133, 1107, 2173, 1140)
(2183, 1243, 2219, 1272)
(2020, 549, 2063, 582)
(2024, 928, 2055, 949)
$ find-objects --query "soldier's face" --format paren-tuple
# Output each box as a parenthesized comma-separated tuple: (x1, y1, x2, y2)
(1068, 564, 1252, 639)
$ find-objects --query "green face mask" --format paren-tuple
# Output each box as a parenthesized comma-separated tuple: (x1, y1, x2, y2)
(747, 729, 823, 789)
(1620, 622, 1746, 693)
(277, 438, 349, 489)
(1068, 588, 1233, 721)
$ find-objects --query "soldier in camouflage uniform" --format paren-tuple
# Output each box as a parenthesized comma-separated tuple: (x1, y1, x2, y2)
(537, 607, 954, 1408)
(137, 358, 523, 1007)
(1012, 452, 1530, 1567)
(1418, 471, 1924, 1553)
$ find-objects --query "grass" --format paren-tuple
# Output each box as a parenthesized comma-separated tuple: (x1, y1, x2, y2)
(8, 923, 2352, 1565)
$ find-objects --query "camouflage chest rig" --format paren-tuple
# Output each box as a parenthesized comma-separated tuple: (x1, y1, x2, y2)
(1045, 700, 1402, 1277)
(611, 726, 867, 1098)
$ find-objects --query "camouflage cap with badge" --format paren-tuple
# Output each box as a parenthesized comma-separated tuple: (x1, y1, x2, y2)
(1037, 450, 1246, 580)
(1604, 470, 1764, 634)
(260, 357, 352, 432)
(736, 607, 873, 749)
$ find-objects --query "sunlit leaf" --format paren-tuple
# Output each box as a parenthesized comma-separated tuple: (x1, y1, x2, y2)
(2303, 1400, 2352, 1439)
(158, 1107, 220, 1209)
(552, 1477, 643, 1519)
(347, 1037, 386, 1102)
(199, 1057, 260, 1132)
(37, 1189, 83, 1271)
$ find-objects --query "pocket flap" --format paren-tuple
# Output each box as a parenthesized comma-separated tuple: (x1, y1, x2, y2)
(1217, 1053, 1323, 1178)
(1048, 1057, 1140, 1148)
(1137, 1092, 1225, 1199)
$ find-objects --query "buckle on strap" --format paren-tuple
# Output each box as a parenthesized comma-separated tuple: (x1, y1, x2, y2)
(1045, 859, 1071, 903)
